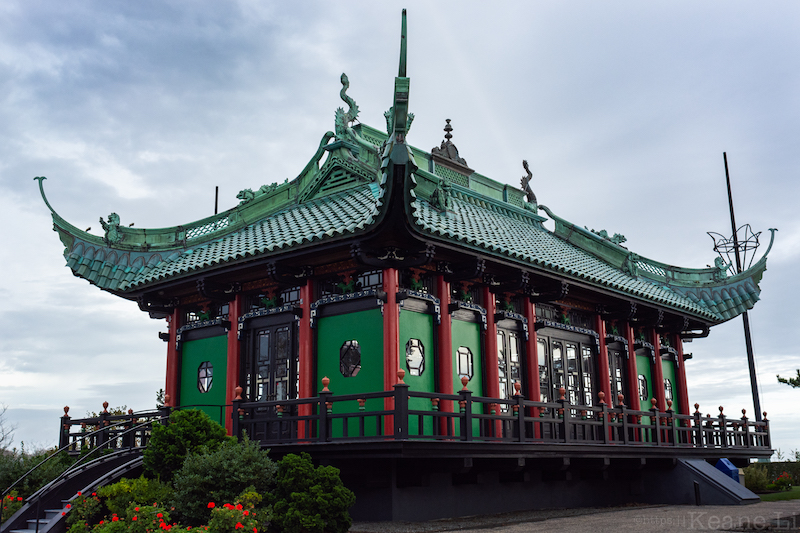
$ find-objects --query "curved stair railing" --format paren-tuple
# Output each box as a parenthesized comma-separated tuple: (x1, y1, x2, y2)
(1, 414, 166, 533)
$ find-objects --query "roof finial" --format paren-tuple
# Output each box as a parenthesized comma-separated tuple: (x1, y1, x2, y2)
(444, 119, 453, 141)
(399, 9, 407, 78)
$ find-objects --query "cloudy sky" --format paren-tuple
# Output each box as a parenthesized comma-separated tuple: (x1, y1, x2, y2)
(1, 2, 798, 458)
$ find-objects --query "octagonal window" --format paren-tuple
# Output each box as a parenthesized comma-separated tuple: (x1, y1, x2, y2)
(406, 339, 425, 376)
(457, 346, 473, 381)
(340, 340, 361, 378)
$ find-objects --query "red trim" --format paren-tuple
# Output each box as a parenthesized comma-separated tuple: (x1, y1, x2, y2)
(224, 294, 243, 435)
(523, 299, 541, 433)
(624, 321, 640, 410)
(297, 279, 314, 439)
(482, 287, 500, 401)
(650, 328, 666, 411)
(673, 333, 691, 415)
(594, 315, 612, 407)
(436, 275, 453, 433)
(383, 268, 400, 434)
(165, 308, 181, 408)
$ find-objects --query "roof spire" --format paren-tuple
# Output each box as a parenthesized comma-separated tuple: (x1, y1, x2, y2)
(399, 9, 407, 78)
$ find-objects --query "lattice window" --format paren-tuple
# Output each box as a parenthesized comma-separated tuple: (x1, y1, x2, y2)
(638, 374, 649, 401)
(636, 260, 667, 278)
(357, 270, 383, 291)
(185, 216, 230, 241)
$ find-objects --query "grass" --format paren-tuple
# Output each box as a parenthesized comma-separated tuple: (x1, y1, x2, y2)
(759, 486, 800, 502)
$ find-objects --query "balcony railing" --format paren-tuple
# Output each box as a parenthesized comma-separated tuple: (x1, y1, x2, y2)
(231, 374, 771, 452)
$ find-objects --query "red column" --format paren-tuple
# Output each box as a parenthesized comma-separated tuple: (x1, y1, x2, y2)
(673, 333, 690, 416)
(624, 321, 640, 411)
(523, 299, 541, 435)
(594, 315, 612, 407)
(225, 293, 243, 434)
(482, 287, 500, 404)
(165, 308, 181, 408)
(436, 275, 453, 431)
(298, 279, 315, 438)
(650, 328, 666, 411)
(383, 268, 400, 434)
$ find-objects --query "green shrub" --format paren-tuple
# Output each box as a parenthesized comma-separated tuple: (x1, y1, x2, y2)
(143, 409, 232, 482)
(774, 471, 794, 491)
(269, 453, 355, 533)
(0, 445, 74, 499)
(207, 501, 261, 533)
(2, 491, 24, 524)
(97, 476, 173, 515)
(66, 491, 104, 530)
(744, 463, 769, 492)
(126, 503, 172, 533)
(171, 437, 276, 526)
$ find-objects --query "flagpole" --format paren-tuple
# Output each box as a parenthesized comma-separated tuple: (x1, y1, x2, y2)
(723, 152, 762, 422)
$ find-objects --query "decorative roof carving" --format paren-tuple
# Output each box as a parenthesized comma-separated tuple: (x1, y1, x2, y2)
(520, 160, 538, 214)
(99, 213, 123, 245)
(431, 119, 469, 169)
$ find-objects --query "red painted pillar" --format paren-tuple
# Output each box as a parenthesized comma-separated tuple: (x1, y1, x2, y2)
(673, 333, 691, 416)
(482, 287, 500, 404)
(624, 321, 640, 411)
(383, 268, 400, 434)
(298, 278, 315, 438)
(165, 308, 181, 408)
(225, 293, 243, 434)
(650, 328, 666, 411)
(594, 315, 612, 408)
(523, 299, 541, 435)
(436, 275, 453, 432)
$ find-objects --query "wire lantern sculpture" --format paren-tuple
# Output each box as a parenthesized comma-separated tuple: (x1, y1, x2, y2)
(707, 224, 761, 277)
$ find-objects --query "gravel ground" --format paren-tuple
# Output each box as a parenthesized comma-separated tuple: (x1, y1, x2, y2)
(350, 501, 800, 532)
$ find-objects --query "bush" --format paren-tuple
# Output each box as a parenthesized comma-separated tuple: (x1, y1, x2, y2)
(66, 491, 104, 531)
(207, 500, 261, 533)
(2, 491, 24, 524)
(744, 463, 769, 492)
(774, 471, 794, 491)
(269, 453, 355, 533)
(171, 437, 276, 526)
(0, 445, 74, 499)
(97, 476, 173, 516)
(143, 409, 232, 482)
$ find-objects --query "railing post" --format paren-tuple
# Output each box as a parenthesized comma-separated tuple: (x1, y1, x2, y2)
(99, 401, 110, 450)
(458, 376, 473, 441)
(159, 395, 173, 425)
(599, 392, 609, 444)
(514, 383, 525, 443)
(59, 406, 71, 450)
(558, 387, 570, 443)
(762, 411, 770, 448)
(693, 403, 702, 447)
(650, 398, 661, 446)
(718, 406, 728, 449)
(122, 409, 134, 449)
(319, 377, 332, 442)
(666, 400, 676, 447)
(393, 370, 409, 440)
(231, 386, 243, 440)
(740, 409, 750, 449)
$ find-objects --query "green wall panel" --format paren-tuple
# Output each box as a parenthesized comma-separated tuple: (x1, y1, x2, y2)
(452, 319, 483, 436)
(661, 359, 680, 414)
(179, 335, 228, 426)
(399, 310, 435, 436)
(317, 309, 384, 436)
(636, 354, 653, 428)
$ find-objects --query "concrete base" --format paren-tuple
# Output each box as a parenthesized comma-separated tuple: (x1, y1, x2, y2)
(335, 457, 758, 522)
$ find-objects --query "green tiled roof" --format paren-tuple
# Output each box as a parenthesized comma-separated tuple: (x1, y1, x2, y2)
(60, 182, 384, 292)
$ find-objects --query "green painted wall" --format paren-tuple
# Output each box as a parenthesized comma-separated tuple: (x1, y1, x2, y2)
(179, 335, 228, 426)
(399, 310, 435, 435)
(317, 309, 384, 436)
(636, 354, 653, 428)
(452, 319, 483, 436)
(661, 359, 680, 413)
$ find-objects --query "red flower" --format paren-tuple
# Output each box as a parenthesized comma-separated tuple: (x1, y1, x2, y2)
(132, 516, 138, 521)
(135, 507, 140, 511)
(65, 504, 71, 509)
(235, 522, 244, 529)
(92, 493, 96, 496)
(61, 512, 66, 516)
(157, 513, 163, 518)
(253, 528, 257, 533)
(235, 504, 243, 510)
(99, 520, 104, 524)
(207, 502, 215, 509)
(77, 492, 82, 496)
(112, 517, 119, 522)
(243, 511, 249, 516)
(17, 497, 23, 501)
